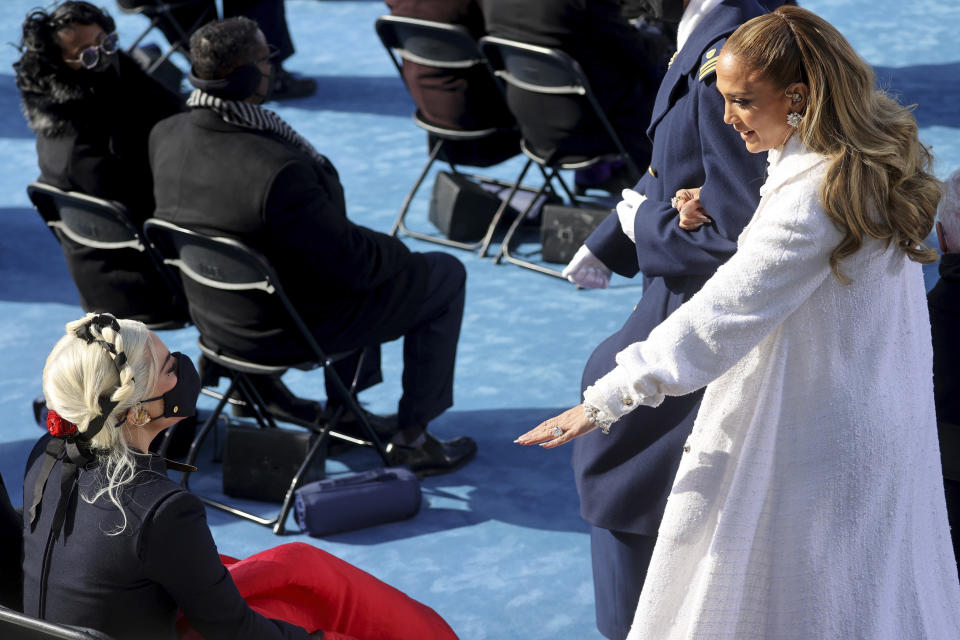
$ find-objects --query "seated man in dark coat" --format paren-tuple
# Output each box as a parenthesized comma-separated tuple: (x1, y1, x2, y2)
(14, 1, 188, 326)
(149, 17, 476, 475)
(385, 0, 519, 167)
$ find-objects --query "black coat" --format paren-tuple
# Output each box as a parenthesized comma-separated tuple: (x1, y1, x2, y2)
(22, 436, 309, 640)
(149, 109, 432, 364)
(24, 52, 188, 324)
(573, 0, 769, 535)
(483, 0, 657, 170)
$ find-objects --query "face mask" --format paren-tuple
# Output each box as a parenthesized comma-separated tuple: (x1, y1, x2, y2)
(141, 352, 201, 420)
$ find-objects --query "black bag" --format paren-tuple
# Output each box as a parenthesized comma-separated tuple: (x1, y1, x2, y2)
(428, 171, 502, 242)
(294, 467, 421, 536)
(222, 424, 326, 503)
(540, 204, 610, 264)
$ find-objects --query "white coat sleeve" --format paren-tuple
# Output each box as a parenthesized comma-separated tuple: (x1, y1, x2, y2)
(583, 170, 842, 426)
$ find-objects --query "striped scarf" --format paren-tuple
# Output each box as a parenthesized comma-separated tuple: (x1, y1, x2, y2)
(186, 89, 328, 167)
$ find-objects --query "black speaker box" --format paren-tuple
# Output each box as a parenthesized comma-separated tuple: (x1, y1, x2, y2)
(540, 204, 610, 264)
(222, 424, 326, 503)
(428, 171, 503, 242)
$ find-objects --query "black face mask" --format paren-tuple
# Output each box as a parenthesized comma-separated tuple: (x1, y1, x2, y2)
(142, 352, 201, 420)
(639, 0, 686, 23)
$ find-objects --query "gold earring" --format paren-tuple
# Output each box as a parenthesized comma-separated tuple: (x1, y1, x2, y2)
(133, 403, 150, 426)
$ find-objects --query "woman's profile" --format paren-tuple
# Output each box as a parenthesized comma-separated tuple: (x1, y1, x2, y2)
(23, 313, 457, 640)
(519, 6, 960, 638)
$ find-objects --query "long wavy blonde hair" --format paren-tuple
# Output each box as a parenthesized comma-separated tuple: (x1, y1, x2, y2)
(724, 6, 941, 282)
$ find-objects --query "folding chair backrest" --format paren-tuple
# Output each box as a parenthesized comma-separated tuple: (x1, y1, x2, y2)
(479, 37, 589, 97)
(478, 36, 635, 171)
(143, 218, 325, 363)
(0, 606, 117, 640)
(143, 218, 275, 295)
(375, 15, 483, 73)
(26, 183, 145, 252)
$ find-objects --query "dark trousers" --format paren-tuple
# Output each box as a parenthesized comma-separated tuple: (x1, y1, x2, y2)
(590, 525, 657, 640)
(327, 252, 465, 438)
(123, 0, 295, 62)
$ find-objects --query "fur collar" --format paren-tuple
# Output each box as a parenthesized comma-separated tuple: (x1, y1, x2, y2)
(19, 52, 136, 137)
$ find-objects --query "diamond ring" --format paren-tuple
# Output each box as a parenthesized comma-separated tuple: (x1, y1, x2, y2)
(552, 426, 563, 438)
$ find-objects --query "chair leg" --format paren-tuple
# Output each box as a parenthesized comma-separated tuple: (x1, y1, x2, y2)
(495, 168, 567, 279)
(478, 158, 534, 258)
(181, 378, 237, 488)
(274, 425, 330, 535)
(390, 137, 443, 237)
(322, 356, 389, 463)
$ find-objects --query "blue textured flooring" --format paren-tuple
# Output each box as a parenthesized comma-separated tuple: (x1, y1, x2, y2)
(0, 1, 957, 638)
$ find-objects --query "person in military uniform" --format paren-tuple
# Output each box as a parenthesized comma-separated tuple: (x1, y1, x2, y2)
(560, 1, 772, 637)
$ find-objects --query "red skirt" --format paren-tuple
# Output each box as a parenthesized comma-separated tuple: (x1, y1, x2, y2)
(177, 542, 457, 640)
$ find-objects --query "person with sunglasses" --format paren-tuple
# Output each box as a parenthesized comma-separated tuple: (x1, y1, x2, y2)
(13, 1, 188, 327)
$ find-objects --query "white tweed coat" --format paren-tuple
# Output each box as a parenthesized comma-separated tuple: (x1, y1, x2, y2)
(584, 136, 960, 639)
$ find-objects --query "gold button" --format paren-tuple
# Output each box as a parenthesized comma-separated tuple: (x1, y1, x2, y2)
(647, 166, 658, 178)
(173, 406, 179, 414)
(622, 396, 633, 406)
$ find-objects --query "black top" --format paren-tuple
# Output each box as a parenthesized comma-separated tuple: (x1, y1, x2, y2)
(22, 435, 309, 640)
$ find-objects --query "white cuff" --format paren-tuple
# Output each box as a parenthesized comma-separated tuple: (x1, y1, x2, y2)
(582, 364, 642, 431)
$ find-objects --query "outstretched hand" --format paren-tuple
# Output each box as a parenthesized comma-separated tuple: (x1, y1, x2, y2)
(515, 405, 598, 449)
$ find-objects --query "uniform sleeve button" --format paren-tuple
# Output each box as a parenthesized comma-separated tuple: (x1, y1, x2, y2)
(683, 444, 691, 453)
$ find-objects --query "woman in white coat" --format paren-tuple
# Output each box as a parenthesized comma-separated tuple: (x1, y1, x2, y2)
(518, 6, 960, 639)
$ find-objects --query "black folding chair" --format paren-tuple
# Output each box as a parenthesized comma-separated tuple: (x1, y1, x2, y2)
(142, 218, 390, 534)
(25, 182, 188, 331)
(479, 36, 641, 277)
(0, 606, 116, 640)
(118, 0, 216, 75)
(375, 14, 522, 254)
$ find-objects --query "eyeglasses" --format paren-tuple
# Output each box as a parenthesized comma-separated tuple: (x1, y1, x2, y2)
(65, 32, 119, 70)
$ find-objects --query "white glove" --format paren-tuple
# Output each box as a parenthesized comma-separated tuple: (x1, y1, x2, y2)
(562, 245, 612, 289)
(616, 188, 647, 243)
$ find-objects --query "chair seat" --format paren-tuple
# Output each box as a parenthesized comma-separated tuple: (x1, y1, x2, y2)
(413, 110, 500, 140)
(519, 139, 624, 171)
(197, 339, 311, 376)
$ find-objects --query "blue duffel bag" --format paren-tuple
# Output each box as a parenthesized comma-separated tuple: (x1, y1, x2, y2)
(294, 466, 421, 536)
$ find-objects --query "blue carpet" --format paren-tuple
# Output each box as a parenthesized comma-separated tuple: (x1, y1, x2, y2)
(0, 1, 956, 638)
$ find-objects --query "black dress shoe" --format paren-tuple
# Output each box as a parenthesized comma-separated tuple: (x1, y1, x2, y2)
(385, 434, 477, 478)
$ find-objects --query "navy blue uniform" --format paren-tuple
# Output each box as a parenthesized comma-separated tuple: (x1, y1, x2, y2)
(572, 1, 769, 636)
